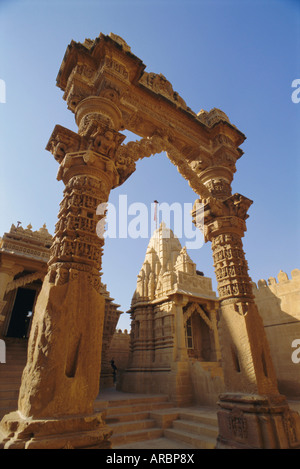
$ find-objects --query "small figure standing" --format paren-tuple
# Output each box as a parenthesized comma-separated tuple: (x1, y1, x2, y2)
(110, 359, 117, 384)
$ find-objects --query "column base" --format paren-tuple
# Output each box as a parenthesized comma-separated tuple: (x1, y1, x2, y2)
(216, 392, 300, 449)
(0, 410, 112, 449)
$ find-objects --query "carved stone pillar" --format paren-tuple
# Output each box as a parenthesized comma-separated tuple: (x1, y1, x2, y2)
(201, 196, 280, 393)
(0, 98, 125, 449)
(192, 175, 300, 448)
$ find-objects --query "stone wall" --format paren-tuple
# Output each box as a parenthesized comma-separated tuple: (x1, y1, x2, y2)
(253, 269, 300, 397)
(106, 329, 131, 389)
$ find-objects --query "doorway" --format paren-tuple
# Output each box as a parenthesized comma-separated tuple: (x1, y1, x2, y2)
(6, 287, 36, 338)
(185, 311, 213, 361)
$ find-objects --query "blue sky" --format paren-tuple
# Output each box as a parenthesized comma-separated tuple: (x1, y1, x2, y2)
(0, 0, 299, 331)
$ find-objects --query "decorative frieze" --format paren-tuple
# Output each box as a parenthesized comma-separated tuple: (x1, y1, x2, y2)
(228, 413, 248, 440)
(0, 224, 52, 261)
(139, 72, 190, 112)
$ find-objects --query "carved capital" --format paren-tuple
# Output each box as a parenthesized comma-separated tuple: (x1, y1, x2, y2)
(223, 193, 253, 220)
(47, 122, 125, 190)
(203, 178, 232, 199)
(88, 127, 125, 160)
(206, 215, 247, 241)
(185, 118, 245, 201)
(192, 193, 252, 242)
(75, 96, 124, 135)
(46, 125, 83, 163)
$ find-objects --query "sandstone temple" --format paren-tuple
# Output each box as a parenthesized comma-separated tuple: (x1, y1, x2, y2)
(0, 32, 299, 449)
(121, 222, 223, 407)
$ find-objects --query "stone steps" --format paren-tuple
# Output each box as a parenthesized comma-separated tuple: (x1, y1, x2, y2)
(177, 409, 218, 426)
(164, 427, 216, 449)
(115, 437, 195, 449)
(173, 419, 218, 438)
(1, 338, 219, 449)
(0, 369, 25, 377)
(112, 426, 164, 446)
(0, 401, 19, 419)
(0, 396, 20, 408)
(0, 389, 19, 399)
(112, 405, 219, 449)
(103, 390, 219, 450)
(0, 339, 27, 419)
(0, 389, 20, 417)
(164, 409, 218, 449)
(96, 394, 173, 448)
(109, 418, 157, 434)
(103, 410, 150, 424)
(0, 378, 24, 391)
(105, 401, 174, 417)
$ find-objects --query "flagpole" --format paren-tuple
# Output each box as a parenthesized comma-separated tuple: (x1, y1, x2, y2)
(154, 200, 159, 231)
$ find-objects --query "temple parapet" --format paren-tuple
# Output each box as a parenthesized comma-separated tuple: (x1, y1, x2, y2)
(0, 224, 52, 262)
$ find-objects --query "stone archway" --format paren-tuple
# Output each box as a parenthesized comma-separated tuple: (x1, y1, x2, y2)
(0, 32, 299, 449)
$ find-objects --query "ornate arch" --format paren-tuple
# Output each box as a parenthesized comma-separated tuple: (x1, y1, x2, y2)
(5, 271, 45, 294)
(183, 302, 213, 330)
(114, 134, 212, 199)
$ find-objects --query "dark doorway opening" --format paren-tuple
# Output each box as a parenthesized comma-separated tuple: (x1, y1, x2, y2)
(6, 287, 36, 338)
